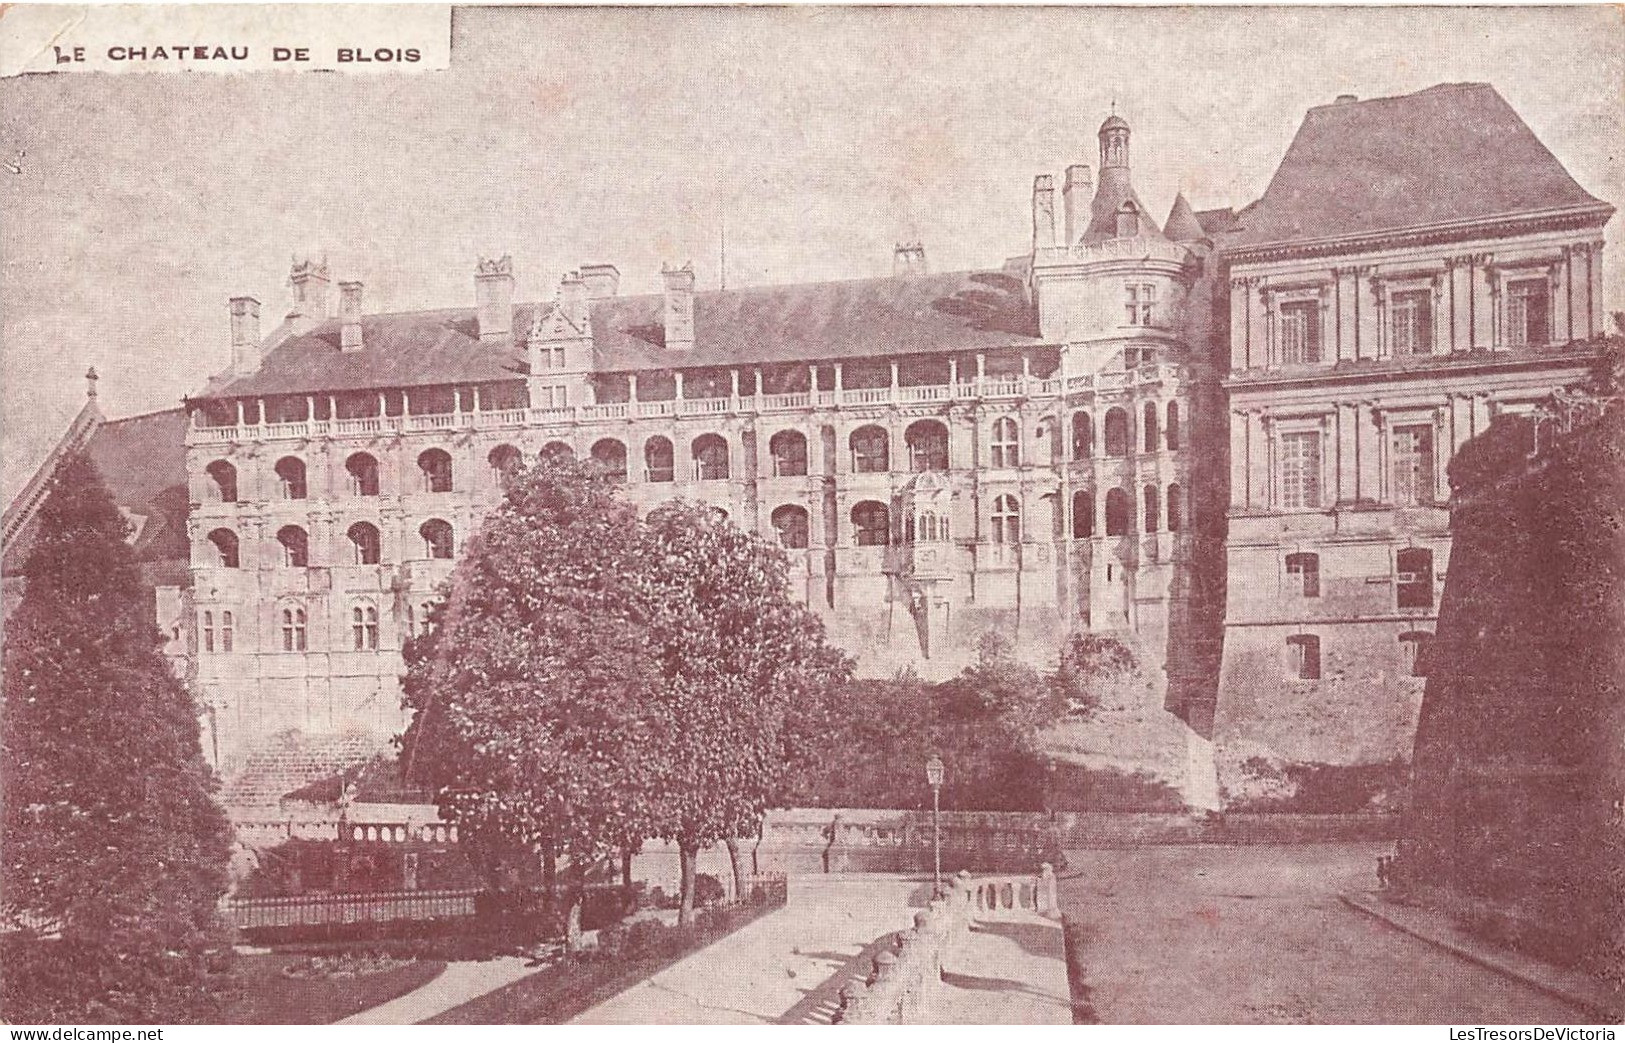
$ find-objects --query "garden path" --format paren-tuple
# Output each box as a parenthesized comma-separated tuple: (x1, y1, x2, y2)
(337, 954, 541, 1025)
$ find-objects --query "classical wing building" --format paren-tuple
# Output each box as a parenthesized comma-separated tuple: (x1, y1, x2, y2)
(6, 84, 1612, 807)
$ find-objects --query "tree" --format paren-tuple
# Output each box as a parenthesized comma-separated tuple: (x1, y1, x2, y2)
(638, 501, 851, 921)
(1, 453, 231, 1023)
(399, 456, 663, 936)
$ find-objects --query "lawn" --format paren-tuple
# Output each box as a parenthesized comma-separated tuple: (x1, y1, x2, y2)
(226, 951, 446, 1024)
(425, 900, 781, 1024)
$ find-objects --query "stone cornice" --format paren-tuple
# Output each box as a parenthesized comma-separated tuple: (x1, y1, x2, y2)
(1223, 343, 1609, 393)
(1219, 203, 1615, 266)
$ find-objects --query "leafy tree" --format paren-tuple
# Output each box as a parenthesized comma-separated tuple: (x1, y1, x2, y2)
(1051, 632, 1137, 719)
(399, 456, 664, 932)
(1, 453, 231, 1022)
(638, 501, 851, 922)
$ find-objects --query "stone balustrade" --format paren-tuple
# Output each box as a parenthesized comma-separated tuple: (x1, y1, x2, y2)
(186, 368, 1186, 447)
(834, 863, 1059, 1024)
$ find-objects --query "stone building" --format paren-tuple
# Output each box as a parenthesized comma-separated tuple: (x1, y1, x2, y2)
(4, 83, 1614, 809)
(1210, 84, 1614, 801)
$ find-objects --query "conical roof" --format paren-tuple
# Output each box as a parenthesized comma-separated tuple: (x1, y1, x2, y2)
(1163, 191, 1206, 242)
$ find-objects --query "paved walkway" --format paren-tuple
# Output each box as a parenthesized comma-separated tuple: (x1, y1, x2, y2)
(572, 874, 1073, 1024)
(338, 955, 542, 1025)
(1060, 844, 1595, 1024)
(1343, 892, 1622, 1023)
(936, 910, 1072, 1024)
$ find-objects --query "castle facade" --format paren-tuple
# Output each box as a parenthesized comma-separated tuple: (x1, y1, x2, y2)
(169, 84, 1612, 803)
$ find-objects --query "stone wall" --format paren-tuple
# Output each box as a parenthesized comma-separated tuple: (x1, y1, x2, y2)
(1402, 400, 1624, 984)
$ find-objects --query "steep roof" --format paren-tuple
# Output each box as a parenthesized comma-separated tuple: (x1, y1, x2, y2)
(1194, 207, 1240, 236)
(196, 267, 1043, 400)
(209, 306, 540, 398)
(219, 730, 383, 810)
(1224, 83, 1610, 250)
(1, 407, 190, 587)
(1084, 182, 1163, 244)
(589, 267, 1041, 372)
(1163, 192, 1206, 242)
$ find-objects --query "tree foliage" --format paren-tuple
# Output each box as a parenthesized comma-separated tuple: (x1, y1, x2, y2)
(400, 461, 852, 924)
(1, 453, 232, 1023)
(638, 501, 851, 919)
(791, 632, 1138, 811)
(399, 456, 664, 892)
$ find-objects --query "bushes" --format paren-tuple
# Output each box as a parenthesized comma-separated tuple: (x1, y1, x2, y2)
(1227, 758, 1411, 813)
(693, 873, 725, 908)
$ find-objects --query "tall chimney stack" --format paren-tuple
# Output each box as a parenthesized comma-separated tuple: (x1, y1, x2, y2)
(288, 257, 330, 325)
(1063, 165, 1092, 246)
(661, 263, 696, 352)
(580, 263, 620, 300)
(230, 296, 261, 372)
(339, 281, 363, 352)
(1032, 175, 1056, 251)
(893, 242, 927, 278)
(557, 270, 589, 332)
(475, 255, 515, 344)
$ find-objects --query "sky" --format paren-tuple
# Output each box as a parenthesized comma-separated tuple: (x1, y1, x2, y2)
(2, 5, 1621, 503)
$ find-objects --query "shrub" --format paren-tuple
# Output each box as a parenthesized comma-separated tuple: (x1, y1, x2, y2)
(694, 873, 725, 908)
(594, 923, 628, 962)
(623, 918, 669, 959)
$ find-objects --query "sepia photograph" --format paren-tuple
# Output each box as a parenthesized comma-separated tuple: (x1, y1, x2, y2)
(0, 3, 1621, 1028)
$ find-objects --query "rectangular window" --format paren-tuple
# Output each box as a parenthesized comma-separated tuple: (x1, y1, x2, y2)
(1285, 553, 1320, 598)
(1125, 284, 1155, 326)
(1278, 301, 1322, 364)
(1506, 279, 1549, 347)
(221, 611, 234, 653)
(1391, 424, 1436, 507)
(1390, 290, 1433, 356)
(1396, 548, 1435, 610)
(1278, 432, 1322, 511)
(1287, 635, 1321, 680)
(1399, 632, 1431, 677)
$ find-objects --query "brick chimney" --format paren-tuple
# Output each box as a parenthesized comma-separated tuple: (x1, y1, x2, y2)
(1032, 175, 1056, 251)
(893, 242, 927, 278)
(1063, 165, 1092, 246)
(230, 296, 261, 372)
(288, 257, 330, 324)
(661, 263, 696, 352)
(557, 270, 589, 332)
(339, 281, 363, 352)
(580, 263, 620, 300)
(475, 255, 515, 344)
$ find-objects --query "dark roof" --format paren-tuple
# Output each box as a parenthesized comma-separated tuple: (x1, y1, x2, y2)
(282, 754, 432, 805)
(1, 408, 190, 579)
(199, 269, 1042, 399)
(1163, 192, 1206, 242)
(589, 267, 1042, 372)
(1224, 83, 1609, 249)
(209, 305, 541, 398)
(1084, 175, 1164, 244)
(219, 730, 384, 809)
(1194, 207, 1240, 236)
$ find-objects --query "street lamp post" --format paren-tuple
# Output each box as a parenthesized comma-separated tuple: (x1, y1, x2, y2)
(926, 754, 944, 896)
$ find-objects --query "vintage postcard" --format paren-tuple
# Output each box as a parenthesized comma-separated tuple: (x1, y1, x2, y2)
(1, 3, 1620, 1029)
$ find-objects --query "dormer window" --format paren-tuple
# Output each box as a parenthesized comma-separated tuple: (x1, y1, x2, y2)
(1278, 301, 1322, 364)
(1115, 203, 1140, 239)
(1125, 284, 1155, 326)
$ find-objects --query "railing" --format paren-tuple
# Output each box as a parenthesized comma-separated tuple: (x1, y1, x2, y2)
(834, 864, 1060, 1024)
(224, 888, 481, 931)
(187, 370, 1191, 445)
